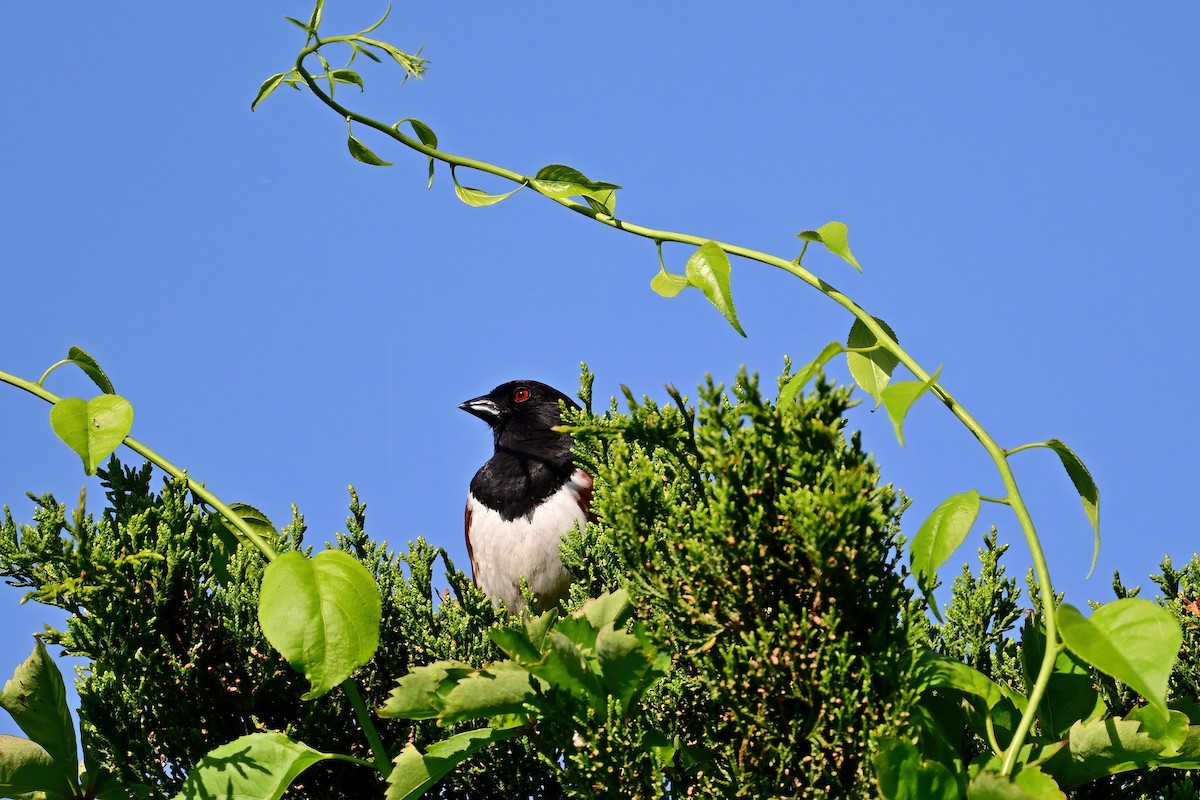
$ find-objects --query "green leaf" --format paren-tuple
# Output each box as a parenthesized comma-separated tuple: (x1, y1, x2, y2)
(1020, 619, 1105, 740)
(845, 316, 899, 404)
(530, 164, 621, 206)
(1057, 599, 1181, 717)
(0, 640, 79, 773)
(283, 16, 312, 33)
(917, 649, 1026, 713)
(49, 395, 133, 476)
(0, 734, 74, 799)
(171, 732, 334, 800)
(1128, 705, 1190, 757)
(358, 3, 392, 35)
(306, 0, 324, 36)
(969, 766, 1066, 799)
(396, 118, 438, 189)
(377, 661, 474, 720)
(798, 221, 862, 271)
(594, 624, 654, 714)
(779, 342, 845, 408)
(252, 72, 289, 111)
(386, 728, 516, 800)
(579, 589, 633, 630)
(331, 69, 365, 90)
(525, 631, 603, 706)
(650, 270, 688, 298)
(66, 346, 114, 393)
(879, 365, 942, 446)
(438, 662, 539, 725)
(909, 490, 981, 619)
(347, 133, 393, 166)
(258, 550, 382, 699)
(1045, 713, 1200, 788)
(874, 738, 960, 800)
(1043, 439, 1100, 576)
(685, 241, 746, 337)
(489, 627, 541, 663)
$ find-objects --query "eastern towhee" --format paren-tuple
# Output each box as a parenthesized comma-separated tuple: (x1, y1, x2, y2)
(460, 380, 593, 613)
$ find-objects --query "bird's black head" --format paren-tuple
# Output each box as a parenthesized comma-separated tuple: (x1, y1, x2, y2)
(459, 380, 579, 455)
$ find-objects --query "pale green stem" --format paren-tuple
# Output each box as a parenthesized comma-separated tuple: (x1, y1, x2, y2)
(295, 40, 1060, 776)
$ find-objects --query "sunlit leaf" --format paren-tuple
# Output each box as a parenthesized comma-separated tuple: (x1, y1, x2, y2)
(258, 550, 382, 699)
(331, 69, 365, 90)
(685, 242, 745, 337)
(386, 728, 516, 800)
(530, 164, 621, 204)
(0, 734, 70, 798)
(798, 221, 862, 271)
(909, 489, 980, 620)
(252, 72, 289, 110)
(396, 117, 438, 188)
(1045, 713, 1200, 788)
(377, 661, 474, 720)
(1044, 439, 1100, 576)
(1020, 619, 1105, 740)
(779, 342, 845, 409)
(65, 346, 115, 394)
(879, 365, 942, 446)
(49, 395, 133, 476)
(0, 640, 78, 773)
(650, 270, 688, 298)
(969, 766, 1066, 799)
(845, 316, 899, 404)
(347, 133, 393, 166)
(1057, 599, 1181, 719)
(171, 732, 333, 800)
(438, 662, 539, 725)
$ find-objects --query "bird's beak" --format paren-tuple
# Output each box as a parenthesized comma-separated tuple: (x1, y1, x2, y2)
(459, 396, 501, 422)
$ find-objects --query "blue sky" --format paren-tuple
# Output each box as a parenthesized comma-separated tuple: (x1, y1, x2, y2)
(2, 3, 1198, 740)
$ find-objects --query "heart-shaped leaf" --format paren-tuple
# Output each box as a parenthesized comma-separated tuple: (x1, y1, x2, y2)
(49, 395, 133, 476)
(258, 550, 382, 699)
(845, 317, 900, 405)
(909, 489, 980, 619)
(685, 241, 745, 336)
(1057, 599, 1181, 718)
(171, 732, 334, 800)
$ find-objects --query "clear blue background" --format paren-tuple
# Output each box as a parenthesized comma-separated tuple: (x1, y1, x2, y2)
(2, 3, 1197, 739)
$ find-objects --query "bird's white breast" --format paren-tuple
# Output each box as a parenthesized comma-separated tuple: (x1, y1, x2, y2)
(467, 469, 591, 612)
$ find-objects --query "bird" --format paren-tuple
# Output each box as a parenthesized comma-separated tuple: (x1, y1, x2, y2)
(459, 380, 593, 613)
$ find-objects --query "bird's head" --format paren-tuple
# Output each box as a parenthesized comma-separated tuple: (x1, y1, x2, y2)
(459, 380, 579, 454)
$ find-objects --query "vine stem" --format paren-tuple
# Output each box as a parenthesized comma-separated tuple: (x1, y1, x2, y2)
(294, 38, 1060, 775)
(0, 366, 394, 777)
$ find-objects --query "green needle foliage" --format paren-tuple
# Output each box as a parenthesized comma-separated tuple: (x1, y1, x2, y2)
(0, 462, 561, 799)
(561, 368, 917, 798)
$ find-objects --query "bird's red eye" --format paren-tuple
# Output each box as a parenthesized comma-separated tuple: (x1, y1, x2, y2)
(513, 387, 531, 403)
